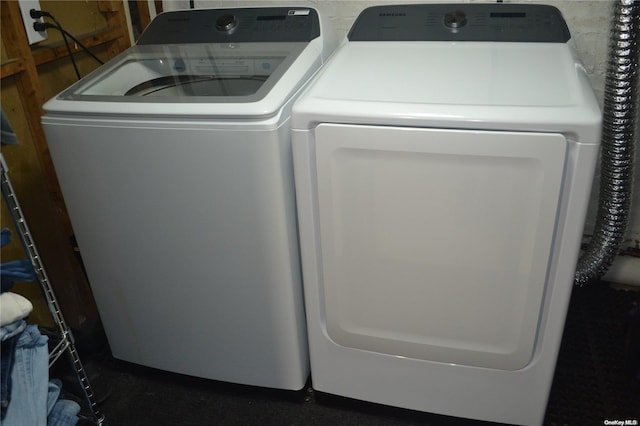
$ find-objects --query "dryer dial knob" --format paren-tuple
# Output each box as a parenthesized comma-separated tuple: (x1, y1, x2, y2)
(216, 14, 238, 32)
(444, 10, 467, 29)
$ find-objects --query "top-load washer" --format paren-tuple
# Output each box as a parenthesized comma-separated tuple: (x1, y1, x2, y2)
(42, 7, 334, 390)
(292, 3, 601, 424)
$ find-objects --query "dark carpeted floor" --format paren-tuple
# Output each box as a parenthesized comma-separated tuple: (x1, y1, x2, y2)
(58, 282, 640, 426)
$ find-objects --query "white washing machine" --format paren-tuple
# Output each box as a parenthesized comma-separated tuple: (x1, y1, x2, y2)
(42, 7, 334, 390)
(292, 3, 601, 424)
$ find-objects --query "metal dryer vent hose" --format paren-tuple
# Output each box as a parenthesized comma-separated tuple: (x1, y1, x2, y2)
(575, 0, 639, 286)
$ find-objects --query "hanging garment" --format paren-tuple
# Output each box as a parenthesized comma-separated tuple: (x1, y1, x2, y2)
(1, 108, 18, 146)
(1, 229, 37, 292)
(1, 260, 37, 293)
(1, 229, 11, 246)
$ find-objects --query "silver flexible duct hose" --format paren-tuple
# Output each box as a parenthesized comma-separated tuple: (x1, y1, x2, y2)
(575, 0, 639, 286)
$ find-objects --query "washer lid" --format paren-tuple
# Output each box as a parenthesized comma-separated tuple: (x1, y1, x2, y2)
(44, 8, 324, 118)
(57, 42, 306, 102)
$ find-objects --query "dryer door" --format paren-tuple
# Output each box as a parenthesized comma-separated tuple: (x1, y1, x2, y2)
(314, 124, 567, 370)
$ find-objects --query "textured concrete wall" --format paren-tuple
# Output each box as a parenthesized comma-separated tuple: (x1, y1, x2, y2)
(163, 0, 639, 281)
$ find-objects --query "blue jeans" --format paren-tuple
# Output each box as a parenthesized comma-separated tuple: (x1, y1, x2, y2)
(1, 323, 49, 425)
(47, 379, 80, 426)
(1, 319, 27, 418)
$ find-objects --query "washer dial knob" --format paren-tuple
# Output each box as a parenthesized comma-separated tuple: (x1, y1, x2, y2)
(216, 14, 238, 32)
(444, 10, 467, 29)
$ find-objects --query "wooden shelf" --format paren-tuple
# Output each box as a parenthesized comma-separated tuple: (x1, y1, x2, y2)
(32, 26, 125, 67)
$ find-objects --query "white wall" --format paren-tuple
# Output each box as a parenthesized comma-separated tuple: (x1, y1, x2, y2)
(162, 0, 639, 284)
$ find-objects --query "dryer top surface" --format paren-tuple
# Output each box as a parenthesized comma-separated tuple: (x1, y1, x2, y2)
(291, 41, 601, 142)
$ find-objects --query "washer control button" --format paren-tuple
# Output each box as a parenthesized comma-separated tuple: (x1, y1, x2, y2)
(444, 10, 467, 29)
(216, 14, 238, 32)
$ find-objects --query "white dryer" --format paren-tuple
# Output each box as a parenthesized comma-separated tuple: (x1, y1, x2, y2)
(42, 7, 334, 390)
(292, 3, 601, 424)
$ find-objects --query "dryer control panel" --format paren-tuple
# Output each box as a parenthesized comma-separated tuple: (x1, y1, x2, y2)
(348, 3, 570, 42)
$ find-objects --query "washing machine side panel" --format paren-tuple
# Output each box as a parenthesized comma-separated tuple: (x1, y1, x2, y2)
(313, 124, 567, 371)
(43, 118, 309, 390)
(292, 128, 328, 372)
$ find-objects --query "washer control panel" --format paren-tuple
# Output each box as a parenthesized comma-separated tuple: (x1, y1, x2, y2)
(138, 7, 320, 45)
(348, 3, 570, 42)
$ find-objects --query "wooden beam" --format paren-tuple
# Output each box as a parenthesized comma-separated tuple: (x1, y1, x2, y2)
(2, 2, 60, 227)
(1, 1, 46, 136)
(136, 1, 152, 32)
(1, 1, 99, 328)
(96, 0, 122, 12)
(1, 58, 27, 79)
(98, 0, 131, 51)
(31, 26, 124, 67)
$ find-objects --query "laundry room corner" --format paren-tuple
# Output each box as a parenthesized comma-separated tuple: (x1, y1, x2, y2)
(2, 1, 135, 423)
(1, 0, 132, 333)
(549, 0, 640, 287)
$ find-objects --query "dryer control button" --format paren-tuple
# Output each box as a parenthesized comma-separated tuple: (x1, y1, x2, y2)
(216, 14, 238, 32)
(444, 10, 467, 29)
